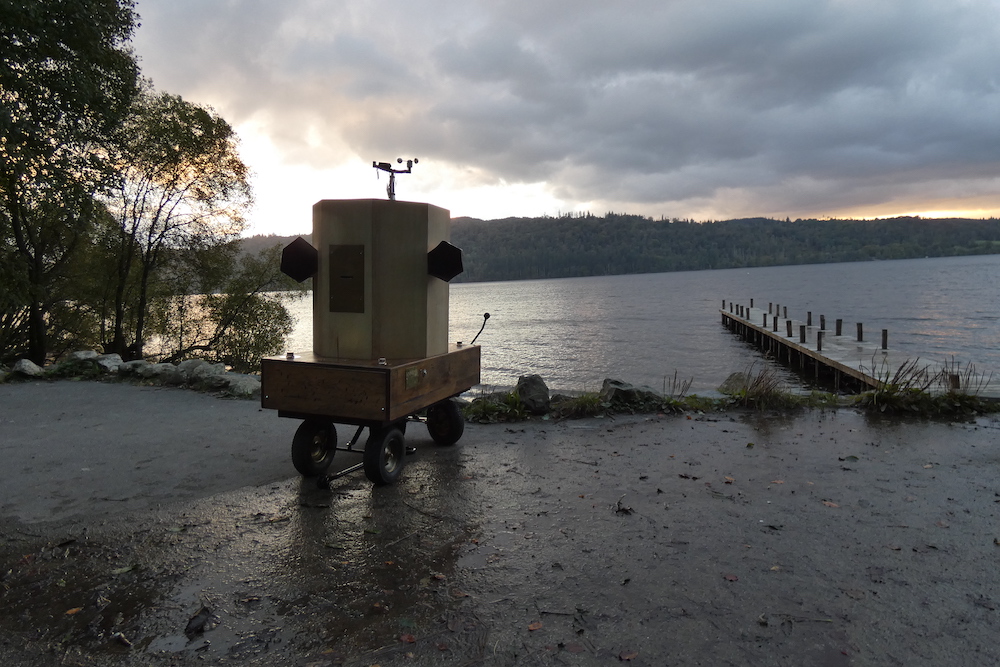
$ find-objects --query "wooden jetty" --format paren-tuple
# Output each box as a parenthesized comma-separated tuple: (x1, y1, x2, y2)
(720, 299, 998, 398)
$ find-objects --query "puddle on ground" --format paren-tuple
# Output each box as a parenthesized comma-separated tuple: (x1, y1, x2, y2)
(0, 446, 483, 664)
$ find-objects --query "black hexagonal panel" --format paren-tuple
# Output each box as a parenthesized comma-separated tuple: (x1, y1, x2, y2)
(280, 237, 318, 282)
(427, 240, 464, 282)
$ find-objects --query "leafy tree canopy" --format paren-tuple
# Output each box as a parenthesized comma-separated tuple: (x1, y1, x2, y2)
(1, 0, 140, 363)
(1, 0, 139, 184)
(103, 89, 253, 359)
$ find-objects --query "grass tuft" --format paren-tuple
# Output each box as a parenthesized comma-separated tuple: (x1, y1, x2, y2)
(857, 355, 998, 417)
(719, 363, 802, 410)
(462, 388, 528, 423)
(549, 392, 606, 419)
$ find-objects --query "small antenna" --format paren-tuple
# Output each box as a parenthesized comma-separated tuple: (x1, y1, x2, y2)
(373, 158, 418, 200)
(470, 312, 490, 345)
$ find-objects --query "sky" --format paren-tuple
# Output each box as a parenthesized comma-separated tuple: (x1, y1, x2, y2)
(131, 0, 1000, 236)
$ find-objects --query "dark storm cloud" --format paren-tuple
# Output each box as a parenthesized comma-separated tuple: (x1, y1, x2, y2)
(134, 0, 1000, 217)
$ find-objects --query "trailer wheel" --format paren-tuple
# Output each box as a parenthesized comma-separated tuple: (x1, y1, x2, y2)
(364, 426, 405, 485)
(291, 420, 336, 476)
(426, 400, 465, 446)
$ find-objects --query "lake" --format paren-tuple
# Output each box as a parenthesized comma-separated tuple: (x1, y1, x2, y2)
(284, 254, 1000, 394)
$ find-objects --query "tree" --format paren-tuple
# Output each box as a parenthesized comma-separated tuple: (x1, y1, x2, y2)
(0, 214, 29, 359)
(0, 0, 140, 363)
(148, 243, 305, 373)
(104, 89, 252, 359)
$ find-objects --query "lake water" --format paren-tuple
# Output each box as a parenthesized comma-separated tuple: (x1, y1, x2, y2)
(284, 254, 1000, 394)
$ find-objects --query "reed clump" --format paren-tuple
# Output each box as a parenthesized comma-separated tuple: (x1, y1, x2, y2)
(856, 355, 997, 417)
(663, 370, 694, 399)
(717, 363, 803, 410)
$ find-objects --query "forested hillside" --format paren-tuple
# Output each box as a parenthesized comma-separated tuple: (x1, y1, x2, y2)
(449, 215, 1000, 282)
(244, 215, 1000, 284)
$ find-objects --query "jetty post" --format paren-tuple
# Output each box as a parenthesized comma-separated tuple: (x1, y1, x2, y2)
(719, 298, 899, 394)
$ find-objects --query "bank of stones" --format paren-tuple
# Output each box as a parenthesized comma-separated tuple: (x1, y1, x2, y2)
(0, 351, 261, 398)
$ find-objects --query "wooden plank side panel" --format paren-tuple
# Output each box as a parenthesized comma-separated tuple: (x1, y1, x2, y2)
(387, 346, 481, 420)
(261, 359, 388, 421)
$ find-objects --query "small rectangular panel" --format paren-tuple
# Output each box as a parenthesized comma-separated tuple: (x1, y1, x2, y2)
(328, 244, 365, 313)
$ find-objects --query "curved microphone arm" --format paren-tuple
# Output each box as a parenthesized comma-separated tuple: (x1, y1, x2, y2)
(470, 312, 491, 345)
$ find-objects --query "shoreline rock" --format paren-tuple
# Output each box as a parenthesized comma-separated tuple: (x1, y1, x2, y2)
(515, 374, 550, 415)
(4, 351, 261, 399)
(599, 378, 663, 409)
(11, 359, 44, 378)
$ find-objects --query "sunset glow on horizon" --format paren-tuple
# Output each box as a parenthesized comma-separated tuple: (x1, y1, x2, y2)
(134, 0, 1000, 236)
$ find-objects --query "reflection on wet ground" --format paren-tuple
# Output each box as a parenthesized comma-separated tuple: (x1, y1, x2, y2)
(0, 441, 484, 665)
(2, 412, 1000, 666)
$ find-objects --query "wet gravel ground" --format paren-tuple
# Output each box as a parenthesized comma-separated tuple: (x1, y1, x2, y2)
(1, 381, 999, 666)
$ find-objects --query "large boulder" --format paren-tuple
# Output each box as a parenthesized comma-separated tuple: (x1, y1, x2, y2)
(12, 359, 44, 377)
(138, 362, 185, 385)
(223, 373, 261, 398)
(177, 358, 209, 381)
(51, 350, 120, 378)
(717, 372, 748, 396)
(599, 379, 663, 410)
(118, 359, 150, 377)
(189, 363, 228, 389)
(95, 353, 124, 374)
(516, 374, 550, 415)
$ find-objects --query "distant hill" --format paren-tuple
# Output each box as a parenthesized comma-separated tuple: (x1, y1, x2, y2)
(451, 215, 1000, 282)
(242, 216, 1000, 283)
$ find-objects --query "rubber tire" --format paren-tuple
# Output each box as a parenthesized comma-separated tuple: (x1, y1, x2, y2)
(363, 426, 406, 485)
(426, 399, 465, 446)
(291, 420, 336, 476)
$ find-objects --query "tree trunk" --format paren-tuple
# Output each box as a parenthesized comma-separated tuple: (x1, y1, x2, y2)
(14, 214, 49, 365)
(131, 260, 153, 360)
(26, 300, 46, 366)
(109, 229, 136, 358)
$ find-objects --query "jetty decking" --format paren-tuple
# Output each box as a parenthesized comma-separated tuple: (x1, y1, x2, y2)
(720, 299, 999, 399)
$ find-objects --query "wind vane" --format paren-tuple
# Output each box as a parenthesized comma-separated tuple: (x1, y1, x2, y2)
(373, 158, 418, 201)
